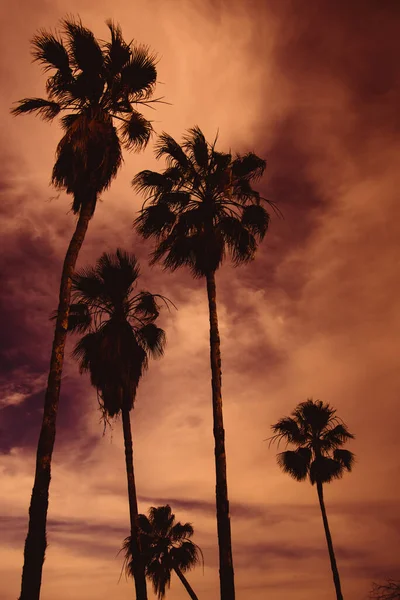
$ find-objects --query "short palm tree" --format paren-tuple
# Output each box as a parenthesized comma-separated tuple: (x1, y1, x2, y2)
(122, 505, 202, 600)
(68, 250, 167, 600)
(270, 399, 355, 600)
(133, 126, 271, 600)
(12, 18, 160, 599)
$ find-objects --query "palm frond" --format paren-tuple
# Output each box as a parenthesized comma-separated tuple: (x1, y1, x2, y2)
(104, 20, 131, 75)
(135, 204, 176, 239)
(72, 330, 101, 374)
(147, 559, 171, 599)
(66, 303, 92, 333)
(270, 417, 306, 446)
(155, 132, 191, 172)
(294, 399, 334, 435)
(277, 448, 311, 481)
(241, 204, 270, 240)
(45, 69, 75, 101)
(132, 170, 174, 197)
(182, 126, 209, 170)
(72, 267, 105, 306)
(232, 178, 261, 203)
(151, 231, 224, 278)
(60, 112, 80, 131)
(161, 191, 192, 210)
(170, 541, 200, 572)
(52, 113, 122, 212)
(148, 505, 175, 535)
(11, 97, 61, 120)
(132, 292, 160, 320)
(333, 449, 355, 472)
(170, 522, 194, 542)
(218, 216, 257, 265)
(62, 17, 104, 74)
(121, 44, 157, 97)
(119, 111, 153, 151)
(97, 249, 140, 304)
(232, 152, 266, 181)
(210, 150, 231, 174)
(309, 456, 343, 485)
(31, 31, 70, 74)
(163, 166, 184, 185)
(137, 324, 166, 358)
(321, 424, 355, 450)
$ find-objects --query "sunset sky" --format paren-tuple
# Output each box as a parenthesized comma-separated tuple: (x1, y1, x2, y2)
(1, 0, 399, 599)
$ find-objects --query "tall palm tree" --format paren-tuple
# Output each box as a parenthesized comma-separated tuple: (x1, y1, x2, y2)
(270, 399, 355, 600)
(12, 18, 160, 600)
(122, 505, 202, 600)
(68, 250, 166, 600)
(133, 126, 271, 600)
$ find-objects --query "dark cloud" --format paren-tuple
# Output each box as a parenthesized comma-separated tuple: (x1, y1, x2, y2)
(0, 514, 127, 560)
(0, 377, 101, 454)
(1, 1, 399, 598)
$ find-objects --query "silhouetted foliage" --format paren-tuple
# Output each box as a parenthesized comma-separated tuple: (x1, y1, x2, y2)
(69, 249, 166, 420)
(270, 399, 355, 485)
(123, 505, 202, 600)
(370, 580, 400, 600)
(133, 126, 271, 600)
(270, 399, 355, 600)
(134, 126, 272, 277)
(13, 17, 160, 215)
(69, 249, 167, 600)
(13, 18, 162, 600)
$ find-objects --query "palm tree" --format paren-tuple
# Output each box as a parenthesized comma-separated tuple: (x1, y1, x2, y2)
(122, 505, 203, 600)
(12, 18, 160, 600)
(133, 126, 271, 600)
(68, 249, 167, 600)
(270, 399, 355, 600)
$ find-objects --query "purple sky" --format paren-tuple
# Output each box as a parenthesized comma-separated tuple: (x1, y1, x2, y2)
(1, 0, 399, 598)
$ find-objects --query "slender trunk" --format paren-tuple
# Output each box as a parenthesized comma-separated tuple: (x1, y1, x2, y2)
(19, 200, 95, 600)
(316, 481, 344, 600)
(205, 271, 235, 600)
(121, 408, 147, 600)
(173, 566, 199, 600)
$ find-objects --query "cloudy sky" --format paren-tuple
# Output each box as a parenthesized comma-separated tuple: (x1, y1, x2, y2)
(1, 0, 399, 599)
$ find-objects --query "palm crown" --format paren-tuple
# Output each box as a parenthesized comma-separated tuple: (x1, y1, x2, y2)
(69, 249, 166, 418)
(133, 126, 271, 276)
(123, 505, 202, 599)
(12, 18, 159, 214)
(270, 399, 355, 485)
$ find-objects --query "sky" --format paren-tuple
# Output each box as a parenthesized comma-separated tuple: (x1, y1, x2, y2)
(1, 0, 399, 599)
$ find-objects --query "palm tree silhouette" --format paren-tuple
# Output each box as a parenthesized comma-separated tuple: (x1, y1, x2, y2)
(122, 505, 202, 600)
(68, 250, 167, 600)
(133, 126, 271, 600)
(12, 18, 160, 599)
(270, 399, 355, 600)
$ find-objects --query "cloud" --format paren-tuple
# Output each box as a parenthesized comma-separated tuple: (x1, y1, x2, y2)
(1, 0, 399, 599)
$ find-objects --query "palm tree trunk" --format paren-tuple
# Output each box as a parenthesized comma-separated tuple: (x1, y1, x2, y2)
(121, 407, 148, 600)
(316, 481, 344, 600)
(19, 200, 95, 600)
(205, 271, 235, 600)
(173, 566, 199, 600)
